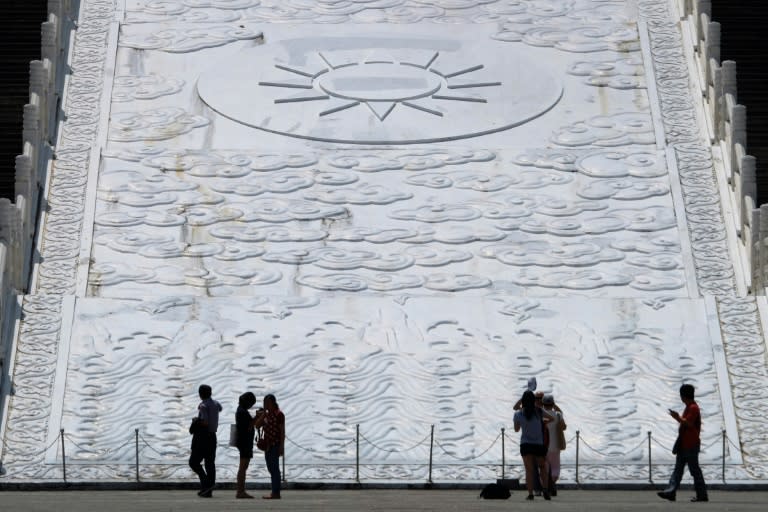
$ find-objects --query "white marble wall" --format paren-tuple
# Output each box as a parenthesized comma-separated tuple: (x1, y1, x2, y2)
(56, 296, 728, 468)
(91, 8, 691, 300)
(2, 0, 767, 483)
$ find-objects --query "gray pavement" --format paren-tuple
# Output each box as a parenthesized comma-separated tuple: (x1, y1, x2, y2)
(0, 490, 766, 511)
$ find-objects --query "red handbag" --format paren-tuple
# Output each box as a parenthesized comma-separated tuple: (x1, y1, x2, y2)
(256, 428, 268, 451)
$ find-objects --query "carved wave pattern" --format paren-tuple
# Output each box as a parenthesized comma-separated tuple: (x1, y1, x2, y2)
(0, 296, 64, 479)
(8, 0, 765, 485)
(717, 298, 768, 480)
(638, 0, 767, 481)
(119, 25, 262, 53)
(123, 0, 637, 30)
(35, 0, 116, 295)
(567, 56, 646, 90)
(53, 296, 725, 474)
(636, 1, 735, 297)
(279, 463, 735, 483)
(112, 74, 185, 102)
(90, 145, 686, 297)
(491, 2, 639, 54)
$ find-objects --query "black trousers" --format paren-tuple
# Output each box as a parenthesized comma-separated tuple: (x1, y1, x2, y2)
(189, 432, 217, 489)
(666, 447, 707, 498)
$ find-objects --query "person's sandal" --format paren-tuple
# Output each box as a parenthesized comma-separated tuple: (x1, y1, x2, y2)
(236, 492, 254, 499)
(262, 494, 281, 499)
(526, 494, 534, 501)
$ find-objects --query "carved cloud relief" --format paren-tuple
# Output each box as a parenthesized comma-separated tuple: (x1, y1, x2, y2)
(13, 0, 766, 485)
(54, 297, 725, 469)
(92, 143, 684, 297)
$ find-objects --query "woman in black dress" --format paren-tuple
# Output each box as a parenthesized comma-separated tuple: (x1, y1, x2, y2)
(235, 392, 257, 498)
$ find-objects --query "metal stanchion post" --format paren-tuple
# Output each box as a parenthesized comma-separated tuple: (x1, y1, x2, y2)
(501, 427, 505, 481)
(355, 424, 360, 485)
(722, 429, 726, 484)
(575, 430, 580, 485)
(648, 431, 652, 484)
(60, 429, 67, 484)
(135, 429, 139, 483)
(428, 425, 434, 485)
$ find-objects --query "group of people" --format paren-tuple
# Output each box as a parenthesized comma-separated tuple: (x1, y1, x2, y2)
(513, 388, 566, 500)
(187, 381, 708, 502)
(512, 382, 708, 503)
(188, 384, 285, 499)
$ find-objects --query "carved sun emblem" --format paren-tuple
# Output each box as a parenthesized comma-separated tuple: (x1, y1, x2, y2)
(196, 35, 562, 144)
(260, 51, 501, 121)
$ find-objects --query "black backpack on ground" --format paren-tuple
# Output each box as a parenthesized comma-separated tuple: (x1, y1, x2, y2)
(479, 483, 511, 499)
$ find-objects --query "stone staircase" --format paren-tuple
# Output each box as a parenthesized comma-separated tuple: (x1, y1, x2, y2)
(1, 0, 768, 487)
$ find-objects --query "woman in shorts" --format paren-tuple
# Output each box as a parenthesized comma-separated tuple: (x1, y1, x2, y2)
(514, 390, 550, 501)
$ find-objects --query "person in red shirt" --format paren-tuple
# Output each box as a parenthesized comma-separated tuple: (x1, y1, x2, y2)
(657, 384, 708, 502)
(254, 394, 285, 499)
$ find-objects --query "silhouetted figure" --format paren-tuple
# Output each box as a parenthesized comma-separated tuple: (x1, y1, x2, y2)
(542, 394, 566, 497)
(657, 384, 708, 502)
(235, 391, 257, 499)
(189, 384, 222, 498)
(254, 393, 285, 499)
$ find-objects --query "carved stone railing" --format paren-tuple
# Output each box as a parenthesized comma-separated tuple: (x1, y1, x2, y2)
(0, 197, 22, 399)
(679, 0, 762, 293)
(1, 1, 79, 390)
(16, 0, 79, 289)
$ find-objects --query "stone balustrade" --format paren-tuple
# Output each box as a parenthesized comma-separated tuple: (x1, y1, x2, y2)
(680, 0, 762, 293)
(0, 197, 22, 387)
(1, 0, 77, 368)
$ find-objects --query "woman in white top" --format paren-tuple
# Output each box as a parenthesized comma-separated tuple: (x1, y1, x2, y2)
(542, 394, 565, 496)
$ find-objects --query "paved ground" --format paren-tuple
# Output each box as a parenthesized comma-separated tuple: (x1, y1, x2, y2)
(0, 490, 766, 512)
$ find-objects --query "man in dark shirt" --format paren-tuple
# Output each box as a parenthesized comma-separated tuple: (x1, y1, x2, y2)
(657, 384, 708, 502)
(189, 384, 222, 498)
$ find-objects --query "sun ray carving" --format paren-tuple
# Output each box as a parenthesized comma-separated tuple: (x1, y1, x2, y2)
(259, 80, 314, 89)
(433, 95, 488, 103)
(319, 101, 360, 117)
(401, 101, 444, 117)
(274, 93, 330, 104)
(447, 82, 502, 90)
(262, 51, 501, 122)
(274, 64, 325, 79)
